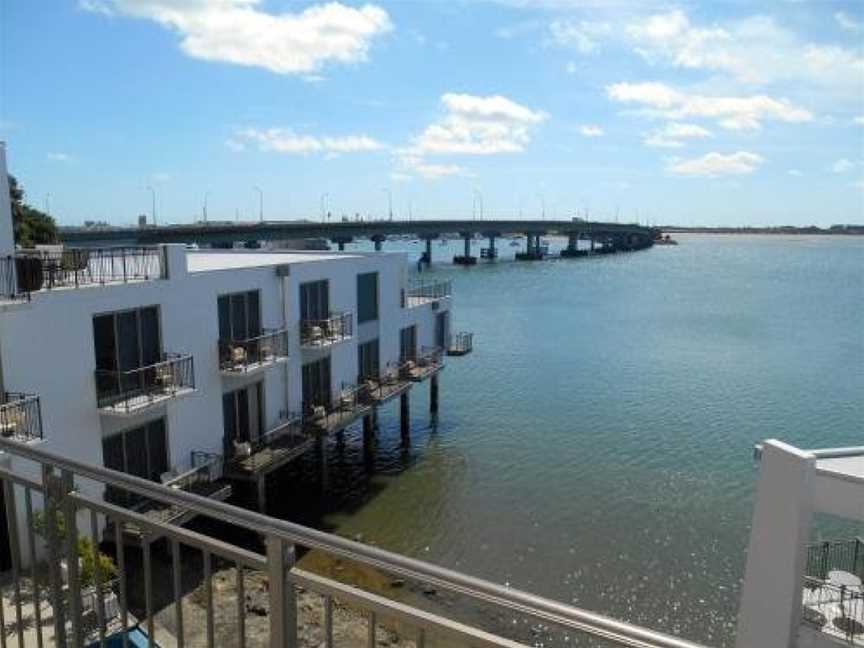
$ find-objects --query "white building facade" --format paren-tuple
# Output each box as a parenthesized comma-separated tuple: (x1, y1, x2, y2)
(0, 142, 453, 566)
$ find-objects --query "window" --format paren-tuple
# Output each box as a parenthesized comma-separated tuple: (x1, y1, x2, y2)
(400, 325, 417, 362)
(102, 418, 169, 507)
(222, 382, 263, 455)
(218, 290, 261, 341)
(358, 339, 380, 381)
(436, 312, 449, 349)
(302, 357, 332, 414)
(300, 280, 329, 321)
(356, 272, 379, 324)
(93, 306, 161, 399)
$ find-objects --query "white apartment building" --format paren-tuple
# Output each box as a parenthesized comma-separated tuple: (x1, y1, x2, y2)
(0, 143, 453, 567)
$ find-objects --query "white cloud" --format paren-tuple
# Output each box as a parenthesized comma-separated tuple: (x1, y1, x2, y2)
(578, 124, 604, 137)
(854, 116, 864, 125)
(410, 93, 547, 155)
(46, 152, 71, 162)
(787, 169, 803, 177)
(396, 154, 467, 180)
(233, 128, 385, 155)
(835, 11, 862, 33)
(666, 151, 765, 177)
(81, 0, 392, 75)
(607, 82, 813, 130)
(643, 122, 712, 148)
(832, 158, 854, 174)
(548, 20, 611, 54)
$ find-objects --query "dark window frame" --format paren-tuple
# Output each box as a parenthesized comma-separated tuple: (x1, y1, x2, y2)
(93, 305, 162, 399)
(102, 417, 169, 507)
(356, 272, 379, 324)
(358, 338, 380, 381)
(217, 290, 261, 342)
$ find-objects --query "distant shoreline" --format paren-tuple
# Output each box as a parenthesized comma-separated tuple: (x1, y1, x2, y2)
(659, 226, 864, 236)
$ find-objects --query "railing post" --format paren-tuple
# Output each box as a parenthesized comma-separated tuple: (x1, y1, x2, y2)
(41, 466, 67, 648)
(266, 535, 297, 647)
(62, 469, 84, 648)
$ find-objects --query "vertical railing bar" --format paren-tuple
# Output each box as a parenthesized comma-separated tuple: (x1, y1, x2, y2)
(113, 521, 129, 648)
(324, 594, 334, 648)
(172, 538, 185, 648)
(62, 469, 83, 648)
(143, 535, 155, 647)
(417, 627, 426, 648)
(367, 611, 376, 647)
(90, 509, 106, 644)
(204, 550, 214, 648)
(42, 466, 66, 648)
(24, 488, 44, 648)
(3, 479, 25, 648)
(236, 563, 246, 648)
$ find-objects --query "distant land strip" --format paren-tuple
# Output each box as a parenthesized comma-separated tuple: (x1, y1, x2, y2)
(661, 225, 864, 235)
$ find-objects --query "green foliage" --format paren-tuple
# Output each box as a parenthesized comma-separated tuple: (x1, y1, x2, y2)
(33, 510, 118, 589)
(7, 174, 58, 247)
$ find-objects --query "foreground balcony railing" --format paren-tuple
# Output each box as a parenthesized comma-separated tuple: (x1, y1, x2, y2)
(802, 575, 864, 644)
(95, 352, 195, 415)
(300, 311, 353, 348)
(0, 436, 707, 648)
(219, 327, 289, 374)
(13, 246, 164, 293)
(224, 414, 314, 477)
(0, 392, 43, 442)
(406, 279, 452, 306)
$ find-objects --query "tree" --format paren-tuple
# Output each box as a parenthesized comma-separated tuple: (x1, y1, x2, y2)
(8, 174, 58, 247)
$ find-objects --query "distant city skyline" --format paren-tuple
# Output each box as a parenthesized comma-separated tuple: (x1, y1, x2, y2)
(1, 0, 862, 227)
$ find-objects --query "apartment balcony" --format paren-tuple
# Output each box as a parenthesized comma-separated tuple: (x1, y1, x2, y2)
(358, 362, 413, 406)
(120, 451, 232, 539)
(95, 353, 195, 417)
(304, 383, 372, 435)
(447, 331, 474, 356)
(0, 392, 43, 443)
(219, 328, 289, 376)
(11, 246, 164, 296)
(404, 347, 444, 382)
(405, 279, 452, 308)
(224, 414, 314, 480)
(300, 311, 353, 349)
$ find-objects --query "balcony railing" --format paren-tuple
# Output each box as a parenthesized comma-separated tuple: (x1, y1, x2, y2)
(300, 311, 353, 348)
(404, 346, 444, 382)
(225, 414, 314, 477)
(358, 361, 413, 405)
(0, 436, 708, 648)
(447, 331, 474, 356)
(0, 256, 29, 302)
(219, 328, 289, 374)
(0, 392, 43, 442)
(807, 538, 864, 582)
(802, 576, 864, 644)
(406, 279, 452, 306)
(95, 353, 195, 415)
(304, 382, 372, 434)
(14, 246, 164, 293)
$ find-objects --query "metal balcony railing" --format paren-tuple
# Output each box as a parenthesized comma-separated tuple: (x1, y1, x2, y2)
(0, 436, 707, 648)
(300, 311, 353, 348)
(802, 576, 864, 644)
(95, 353, 195, 414)
(304, 382, 372, 435)
(219, 328, 289, 374)
(447, 331, 474, 356)
(358, 362, 413, 405)
(0, 392, 43, 442)
(403, 346, 444, 382)
(406, 279, 452, 306)
(807, 538, 864, 582)
(224, 414, 314, 476)
(14, 246, 164, 293)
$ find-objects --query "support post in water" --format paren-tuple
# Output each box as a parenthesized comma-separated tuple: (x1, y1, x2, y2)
(430, 374, 439, 414)
(400, 391, 411, 442)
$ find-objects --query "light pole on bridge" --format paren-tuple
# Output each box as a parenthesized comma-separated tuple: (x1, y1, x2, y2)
(253, 186, 263, 222)
(146, 185, 156, 225)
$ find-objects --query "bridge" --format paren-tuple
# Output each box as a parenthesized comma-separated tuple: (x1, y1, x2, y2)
(59, 219, 658, 263)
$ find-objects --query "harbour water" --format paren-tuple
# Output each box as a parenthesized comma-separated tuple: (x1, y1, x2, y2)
(270, 234, 864, 646)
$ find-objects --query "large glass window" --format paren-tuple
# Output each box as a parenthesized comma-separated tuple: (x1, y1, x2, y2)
(300, 280, 329, 321)
(302, 356, 332, 414)
(436, 312, 449, 349)
(102, 418, 169, 507)
(358, 339, 380, 381)
(93, 306, 161, 399)
(356, 272, 379, 324)
(222, 382, 263, 455)
(218, 290, 261, 341)
(400, 325, 417, 362)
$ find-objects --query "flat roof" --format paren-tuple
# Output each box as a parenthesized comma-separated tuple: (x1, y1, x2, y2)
(187, 251, 363, 273)
(818, 455, 864, 481)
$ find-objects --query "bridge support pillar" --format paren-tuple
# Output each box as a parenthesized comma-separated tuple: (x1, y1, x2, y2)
(424, 237, 433, 265)
(481, 234, 498, 260)
(516, 232, 545, 261)
(332, 236, 352, 252)
(372, 235, 385, 252)
(453, 233, 477, 265)
(400, 392, 410, 443)
(561, 232, 586, 258)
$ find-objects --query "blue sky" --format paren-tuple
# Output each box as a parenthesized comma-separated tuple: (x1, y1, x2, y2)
(1, 0, 862, 227)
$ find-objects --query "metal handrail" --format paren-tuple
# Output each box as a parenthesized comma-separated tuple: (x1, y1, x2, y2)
(407, 279, 452, 301)
(300, 310, 353, 347)
(218, 327, 289, 372)
(14, 246, 163, 291)
(95, 352, 195, 411)
(0, 436, 707, 648)
(0, 392, 43, 441)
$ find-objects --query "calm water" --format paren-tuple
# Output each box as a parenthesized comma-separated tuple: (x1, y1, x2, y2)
(270, 234, 864, 646)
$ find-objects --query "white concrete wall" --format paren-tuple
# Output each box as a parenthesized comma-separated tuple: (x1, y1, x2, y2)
(0, 143, 15, 257)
